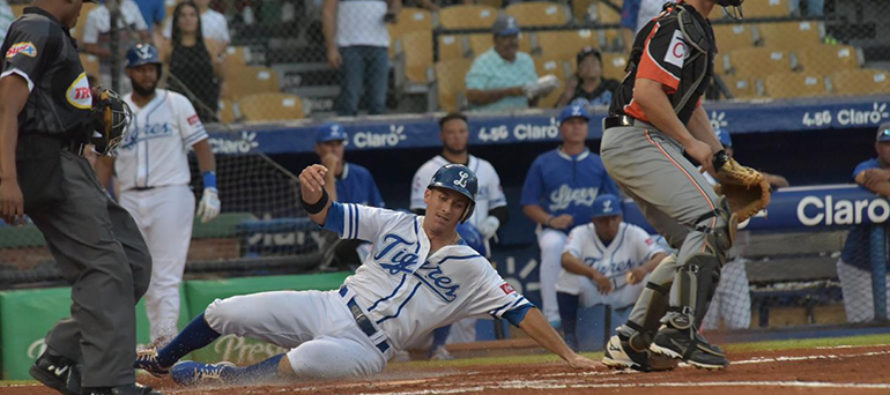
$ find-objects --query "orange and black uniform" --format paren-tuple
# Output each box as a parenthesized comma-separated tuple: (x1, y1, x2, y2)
(609, 2, 715, 124)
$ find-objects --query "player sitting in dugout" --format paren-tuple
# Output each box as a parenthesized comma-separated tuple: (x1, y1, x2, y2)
(134, 163, 600, 386)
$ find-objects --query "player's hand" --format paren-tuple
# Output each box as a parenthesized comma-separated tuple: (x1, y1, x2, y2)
(685, 139, 715, 175)
(548, 214, 573, 230)
(321, 153, 340, 174)
(196, 187, 221, 223)
(626, 267, 647, 285)
(590, 272, 612, 294)
(299, 164, 328, 202)
(565, 353, 602, 370)
(327, 47, 342, 69)
(0, 179, 24, 226)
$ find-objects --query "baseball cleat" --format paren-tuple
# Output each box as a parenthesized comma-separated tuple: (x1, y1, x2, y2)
(29, 351, 76, 394)
(134, 348, 170, 377)
(170, 360, 236, 386)
(650, 325, 729, 370)
(602, 334, 678, 372)
(429, 346, 455, 360)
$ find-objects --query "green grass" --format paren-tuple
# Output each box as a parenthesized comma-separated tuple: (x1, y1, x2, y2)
(0, 380, 37, 386)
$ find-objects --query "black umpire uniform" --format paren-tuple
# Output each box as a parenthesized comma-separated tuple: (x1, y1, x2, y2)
(0, 3, 153, 393)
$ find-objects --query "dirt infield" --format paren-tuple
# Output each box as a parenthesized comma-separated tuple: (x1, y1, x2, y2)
(4, 344, 890, 394)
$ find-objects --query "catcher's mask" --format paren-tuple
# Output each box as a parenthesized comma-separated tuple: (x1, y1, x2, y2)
(717, 0, 744, 20)
(91, 89, 133, 156)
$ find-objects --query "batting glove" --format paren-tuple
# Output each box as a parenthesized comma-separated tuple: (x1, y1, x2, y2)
(477, 215, 500, 240)
(197, 187, 221, 223)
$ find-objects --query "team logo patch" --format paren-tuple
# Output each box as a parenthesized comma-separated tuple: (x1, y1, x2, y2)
(187, 114, 200, 126)
(6, 42, 37, 59)
(454, 171, 469, 188)
(65, 73, 92, 110)
(645, 237, 654, 246)
(500, 283, 515, 295)
(663, 30, 688, 68)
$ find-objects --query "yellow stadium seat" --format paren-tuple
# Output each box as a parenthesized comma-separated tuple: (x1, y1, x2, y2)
(757, 21, 823, 50)
(601, 52, 628, 81)
(218, 99, 237, 123)
(434, 59, 474, 112)
(468, 32, 533, 57)
(399, 30, 434, 84)
(797, 44, 860, 75)
(594, 0, 623, 24)
(572, 0, 597, 23)
(79, 54, 100, 80)
(387, 8, 433, 59)
(533, 57, 571, 109)
(238, 93, 305, 122)
(829, 69, 890, 96)
(718, 75, 760, 99)
(714, 53, 731, 75)
(712, 24, 756, 52)
(742, 0, 791, 18)
(222, 66, 280, 100)
(728, 47, 792, 79)
(475, 0, 503, 8)
(70, 2, 96, 43)
(534, 30, 600, 60)
(223, 46, 251, 74)
(505, 1, 570, 27)
(439, 5, 498, 29)
(437, 34, 470, 61)
(764, 72, 826, 99)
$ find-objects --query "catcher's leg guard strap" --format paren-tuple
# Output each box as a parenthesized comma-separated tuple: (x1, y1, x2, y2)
(693, 197, 735, 254)
(620, 254, 678, 348)
(667, 252, 722, 327)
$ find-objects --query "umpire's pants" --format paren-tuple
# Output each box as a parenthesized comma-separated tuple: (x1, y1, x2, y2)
(27, 150, 152, 387)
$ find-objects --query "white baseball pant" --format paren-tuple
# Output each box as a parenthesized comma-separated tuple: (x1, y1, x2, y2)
(538, 228, 568, 323)
(837, 258, 890, 323)
(702, 258, 751, 330)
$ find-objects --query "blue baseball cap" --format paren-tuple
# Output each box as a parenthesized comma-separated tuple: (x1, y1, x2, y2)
(877, 122, 890, 142)
(315, 122, 347, 143)
(591, 194, 622, 218)
(714, 127, 733, 148)
(559, 104, 590, 125)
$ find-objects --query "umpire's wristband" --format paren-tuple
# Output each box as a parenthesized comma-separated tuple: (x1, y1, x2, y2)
(301, 189, 329, 214)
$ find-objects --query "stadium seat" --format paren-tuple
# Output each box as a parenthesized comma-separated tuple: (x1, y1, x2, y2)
(534, 30, 600, 60)
(438, 5, 498, 29)
(741, 0, 791, 18)
(600, 52, 628, 81)
(79, 54, 100, 80)
(600, 28, 622, 50)
(593, 0, 623, 25)
(475, 0, 503, 8)
(796, 44, 861, 75)
(718, 75, 760, 99)
(727, 47, 792, 79)
(238, 93, 305, 122)
(434, 59, 473, 112)
(712, 24, 756, 52)
(218, 99, 237, 123)
(533, 57, 571, 109)
(572, 0, 597, 23)
(223, 46, 251, 73)
(757, 21, 823, 50)
(764, 72, 826, 99)
(70, 2, 96, 43)
(505, 1, 570, 27)
(828, 69, 890, 96)
(437, 34, 471, 61)
(222, 66, 280, 100)
(468, 32, 533, 57)
(387, 8, 433, 58)
(397, 30, 434, 85)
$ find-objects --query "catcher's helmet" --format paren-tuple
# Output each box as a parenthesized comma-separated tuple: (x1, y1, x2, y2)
(428, 164, 477, 223)
(126, 43, 161, 68)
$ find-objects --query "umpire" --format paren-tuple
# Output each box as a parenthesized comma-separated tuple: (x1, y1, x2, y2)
(0, 1, 158, 394)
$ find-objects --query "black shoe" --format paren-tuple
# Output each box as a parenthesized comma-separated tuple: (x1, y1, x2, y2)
(602, 334, 679, 372)
(649, 325, 729, 369)
(30, 351, 77, 394)
(81, 383, 162, 395)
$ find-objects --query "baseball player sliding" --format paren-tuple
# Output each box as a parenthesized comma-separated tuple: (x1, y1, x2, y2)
(134, 163, 599, 385)
(96, 43, 221, 346)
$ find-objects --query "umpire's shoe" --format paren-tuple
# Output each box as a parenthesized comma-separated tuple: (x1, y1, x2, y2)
(81, 383, 162, 395)
(170, 361, 236, 386)
(30, 350, 77, 394)
(602, 334, 678, 372)
(650, 319, 729, 369)
(134, 348, 169, 377)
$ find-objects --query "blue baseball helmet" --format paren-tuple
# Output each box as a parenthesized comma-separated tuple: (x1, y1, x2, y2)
(457, 223, 488, 256)
(126, 43, 161, 69)
(428, 164, 478, 223)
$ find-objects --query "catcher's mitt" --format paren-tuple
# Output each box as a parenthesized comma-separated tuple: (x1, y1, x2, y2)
(712, 150, 771, 222)
(90, 88, 132, 156)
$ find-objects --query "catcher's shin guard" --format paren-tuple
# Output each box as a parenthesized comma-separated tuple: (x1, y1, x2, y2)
(668, 252, 722, 327)
(619, 254, 678, 349)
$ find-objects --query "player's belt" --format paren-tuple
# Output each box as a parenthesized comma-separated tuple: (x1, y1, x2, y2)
(339, 286, 392, 354)
(603, 115, 640, 129)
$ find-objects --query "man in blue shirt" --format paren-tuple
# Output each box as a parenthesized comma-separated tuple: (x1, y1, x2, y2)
(837, 122, 890, 322)
(520, 104, 620, 326)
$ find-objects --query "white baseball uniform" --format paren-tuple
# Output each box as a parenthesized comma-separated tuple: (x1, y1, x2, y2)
(114, 89, 208, 343)
(203, 202, 532, 377)
(556, 222, 664, 309)
(410, 155, 507, 228)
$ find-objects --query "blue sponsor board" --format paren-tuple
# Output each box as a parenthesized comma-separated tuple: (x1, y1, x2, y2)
(206, 96, 890, 155)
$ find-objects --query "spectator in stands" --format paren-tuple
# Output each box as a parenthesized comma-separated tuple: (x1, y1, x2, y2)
(323, 0, 400, 116)
(521, 105, 620, 327)
(163, 0, 230, 47)
(791, 0, 824, 17)
(836, 122, 890, 323)
(556, 194, 668, 350)
(161, 1, 224, 122)
(0, 1, 13, 45)
(465, 15, 556, 112)
(620, 0, 671, 52)
(555, 47, 621, 109)
(314, 122, 385, 269)
(134, 0, 165, 45)
(81, 0, 151, 90)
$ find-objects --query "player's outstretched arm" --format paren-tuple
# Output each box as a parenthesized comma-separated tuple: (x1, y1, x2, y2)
(300, 164, 333, 225)
(518, 307, 602, 370)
